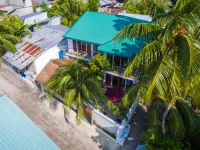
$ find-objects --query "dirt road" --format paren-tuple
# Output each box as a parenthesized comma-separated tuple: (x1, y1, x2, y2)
(0, 65, 120, 150)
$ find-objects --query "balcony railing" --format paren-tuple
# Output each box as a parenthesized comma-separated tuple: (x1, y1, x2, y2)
(65, 51, 92, 61)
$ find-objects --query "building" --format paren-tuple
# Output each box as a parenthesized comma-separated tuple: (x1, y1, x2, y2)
(0, 94, 59, 149)
(0, 0, 33, 16)
(118, 13, 152, 22)
(35, 58, 75, 90)
(19, 11, 62, 31)
(62, 11, 150, 145)
(2, 25, 69, 86)
(19, 12, 48, 25)
(0, 0, 54, 16)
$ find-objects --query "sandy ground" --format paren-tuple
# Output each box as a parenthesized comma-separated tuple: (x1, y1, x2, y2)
(0, 64, 121, 150)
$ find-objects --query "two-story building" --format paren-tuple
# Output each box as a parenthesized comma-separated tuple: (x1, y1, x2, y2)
(63, 11, 149, 103)
(61, 11, 150, 145)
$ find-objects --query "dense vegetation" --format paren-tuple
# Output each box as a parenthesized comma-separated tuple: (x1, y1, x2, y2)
(0, 15, 30, 56)
(47, 0, 100, 26)
(46, 61, 108, 123)
(116, 0, 200, 149)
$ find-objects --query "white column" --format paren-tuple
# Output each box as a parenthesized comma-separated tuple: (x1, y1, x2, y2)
(111, 75, 113, 87)
(124, 79, 127, 91)
(112, 55, 114, 68)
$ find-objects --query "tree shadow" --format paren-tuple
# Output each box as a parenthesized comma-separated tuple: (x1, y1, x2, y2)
(122, 104, 147, 150)
(109, 37, 146, 59)
(91, 128, 121, 150)
(63, 108, 70, 124)
(49, 98, 58, 110)
(112, 15, 150, 32)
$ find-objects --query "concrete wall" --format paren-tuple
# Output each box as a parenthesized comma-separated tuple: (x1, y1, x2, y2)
(12, 7, 33, 16)
(67, 39, 73, 51)
(33, 45, 60, 75)
(49, 16, 62, 25)
(7, 0, 32, 7)
(92, 109, 119, 136)
(23, 12, 48, 25)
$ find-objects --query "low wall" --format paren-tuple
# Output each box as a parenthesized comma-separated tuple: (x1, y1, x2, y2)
(92, 109, 119, 137)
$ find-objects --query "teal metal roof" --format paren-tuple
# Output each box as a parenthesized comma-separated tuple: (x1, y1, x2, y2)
(0, 95, 60, 150)
(98, 37, 147, 58)
(63, 11, 150, 45)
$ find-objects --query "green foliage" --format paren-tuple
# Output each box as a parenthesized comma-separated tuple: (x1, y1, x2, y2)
(33, 6, 37, 13)
(0, 15, 24, 55)
(46, 61, 108, 123)
(48, 0, 100, 27)
(123, 0, 171, 15)
(1, 15, 30, 38)
(40, 0, 49, 12)
(141, 128, 183, 150)
(47, 0, 87, 27)
(116, 1, 200, 143)
(87, 0, 100, 12)
(88, 54, 111, 81)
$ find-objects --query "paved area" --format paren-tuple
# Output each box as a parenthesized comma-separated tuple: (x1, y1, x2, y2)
(0, 65, 121, 150)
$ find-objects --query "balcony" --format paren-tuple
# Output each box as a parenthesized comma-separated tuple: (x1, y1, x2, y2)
(65, 51, 92, 61)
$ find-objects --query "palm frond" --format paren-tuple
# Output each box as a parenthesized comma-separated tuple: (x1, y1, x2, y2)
(124, 40, 163, 76)
(176, 98, 194, 133)
(176, 35, 200, 77)
(144, 56, 174, 104)
(1, 39, 17, 53)
(168, 106, 185, 138)
(120, 85, 139, 108)
(114, 23, 162, 42)
(1, 33, 21, 44)
(64, 89, 76, 111)
(76, 93, 84, 124)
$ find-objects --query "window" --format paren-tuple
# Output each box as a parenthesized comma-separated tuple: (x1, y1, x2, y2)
(87, 43, 91, 54)
(113, 56, 129, 69)
(78, 41, 82, 52)
(81, 42, 87, 53)
(72, 40, 92, 55)
(114, 56, 121, 67)
(73, 40, 77, 51)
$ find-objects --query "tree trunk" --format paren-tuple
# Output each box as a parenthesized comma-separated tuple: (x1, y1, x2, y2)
(162, 103, 172, 135)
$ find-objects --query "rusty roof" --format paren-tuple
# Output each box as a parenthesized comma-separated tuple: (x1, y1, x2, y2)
(2, 25, 69, 70)
(35, 59, 76, 85)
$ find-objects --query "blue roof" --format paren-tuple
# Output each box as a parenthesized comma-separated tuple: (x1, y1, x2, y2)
(19, 12, 46, 20)
(0, 95, 60, 149)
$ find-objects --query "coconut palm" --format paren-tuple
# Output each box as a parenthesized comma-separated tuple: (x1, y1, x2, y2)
(115, 0, 200, 136)
(0, 24, 21, 55)
(46, 61, 108, 123)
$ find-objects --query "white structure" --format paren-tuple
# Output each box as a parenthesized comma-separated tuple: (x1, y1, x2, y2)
(19, 12, 48, 25)
(118, 13, 152, 22)
(2, 25, 69, 86)
(0, 0, 33, 16)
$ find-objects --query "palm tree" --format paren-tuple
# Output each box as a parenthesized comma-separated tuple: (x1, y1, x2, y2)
(46, 61, 108, 123)
(12, 20, 30, 39)
(0, 24, 21, 55)
(115, 0, 200, 135)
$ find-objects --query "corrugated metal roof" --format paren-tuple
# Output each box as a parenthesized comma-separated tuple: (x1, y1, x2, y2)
(2, 25, 69, 70)
(63, 11, 150, 44)
(118, 13, 152, 22)
(98, 37, 147, 58)
(99, 7, 126, 14)
(19, 12, 46, 20)
(32, 0, 51, 6)
(0, 95, 60, 149)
